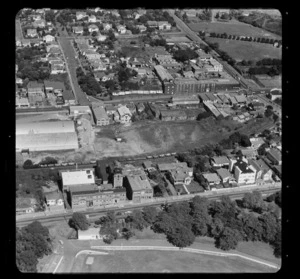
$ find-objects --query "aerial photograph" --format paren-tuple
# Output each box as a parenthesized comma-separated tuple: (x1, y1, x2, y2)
(15, 7, 282, 273)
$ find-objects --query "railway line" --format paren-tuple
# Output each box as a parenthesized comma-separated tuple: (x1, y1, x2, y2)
(16, 186, 280, 227)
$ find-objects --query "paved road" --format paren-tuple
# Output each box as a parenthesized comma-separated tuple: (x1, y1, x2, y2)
(16, 185, 280, 226)
(256, 94, 281, 117)
(16, 19, 24, 40)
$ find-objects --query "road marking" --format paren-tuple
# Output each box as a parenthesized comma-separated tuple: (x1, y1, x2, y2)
(53, 256, 64, 274)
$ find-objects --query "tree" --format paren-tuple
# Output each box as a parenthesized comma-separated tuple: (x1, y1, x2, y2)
(23, 159, 34, 169)
(101, 225, 118, 244)
(208, 217, 224, 238)
(122, 227, 135, 240)
(242, 191, 264, 211)
(16, 250, 38, 273)
(258, 212, 279, 243)
(239, 212, 263, 241)
(142, 207, 158, 226)
(240, 134, 251, 147)
(166, 225, 195, 248)
(215, 227, 241, 251)
(69, 212, 89, 230)
(126, 209, 147, 231)
(257, 143, 269, 156)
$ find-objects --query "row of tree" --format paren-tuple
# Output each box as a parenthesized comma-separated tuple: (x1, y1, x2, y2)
(248, 65, 282, 77)
(16, 221, 53, 272)
(209, 32, 281, 46)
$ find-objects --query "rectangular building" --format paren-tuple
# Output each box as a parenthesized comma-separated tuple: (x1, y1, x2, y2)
(92, 105, 110, 126)
(60, 169, 95, 191)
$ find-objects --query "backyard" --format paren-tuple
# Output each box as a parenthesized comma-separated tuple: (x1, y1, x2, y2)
(206, 37, 282, 62)
(188, 21, 281, 39)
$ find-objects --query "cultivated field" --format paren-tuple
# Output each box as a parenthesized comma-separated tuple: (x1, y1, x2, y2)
(206, 37, 282, 61)
(72, 250, 275, 273)
(188, 21, 281, 39)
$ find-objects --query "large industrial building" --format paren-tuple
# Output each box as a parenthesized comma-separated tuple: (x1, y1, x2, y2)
(16, 120, 79, 152)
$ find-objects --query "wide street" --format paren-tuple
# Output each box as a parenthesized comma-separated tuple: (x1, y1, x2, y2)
(56, 23, 90, 106)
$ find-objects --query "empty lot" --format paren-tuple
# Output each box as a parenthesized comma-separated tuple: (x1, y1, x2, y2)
(188, 21, 281, 39)
(206, 37, 282, 61)
(72, 250, 275, 273)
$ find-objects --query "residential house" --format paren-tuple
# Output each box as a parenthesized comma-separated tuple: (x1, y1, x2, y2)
(16, 97, 30, 108)
(43, 34, 55, 43)
(44, 190, 64, 211)
(97, 34, 107, 42)
(136, 24, 147, 32)
(234, 94, 247, 104)
(232, 159, 257, 185)
(60, 168, 95, 192)
(33, 19, 46, 28)
(202, 173, 221, 187)
(249, 159, 273, 183)
(211, 156, 230, 168)
(266, 148, 282, 165)
(216, 168, 235, 184)
(240, 148, 257, 159)
(16, 197, 37, 215)
(136, 103, 145, 113)
(116, 25, 126, 34)
(61, 90, 76, 105)
(69, 106, 92, 118)
(125, 103, 137, 115)
(16, 77, 23, 85)
(44, 80, 65, 95)
(46, 43, 60, 52)
(72, 26, 84, 35)
(105, 105, 117, 116)
(76, 11, 87, 21)
(88, 15, 97, 23)
(27, 28, 38, 37)
(27, 81, 45, 98)
(51, 64, 66, 74)
(90, 60, 106, 71)
(94, 71, 106, 82)
(147, 21, 158, 28)
(250, 137, 265, 150)
(88, 24, 99, 33)
(103, 23, 112, 31)
(168, 168, 193, 186)
(142, 161, 156, 172)
(160, 109, 187, 121)
(92, 104, 110, 126)
(117, 105, 132, 123)
(158, 21, 172, 30)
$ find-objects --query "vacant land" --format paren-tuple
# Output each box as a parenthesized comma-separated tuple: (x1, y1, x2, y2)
(188, 21, 280, 39)
(72, 250, 275, 273)
(206, 37, 282, 61)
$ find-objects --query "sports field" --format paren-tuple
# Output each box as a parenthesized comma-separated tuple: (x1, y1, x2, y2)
(206, 37, 282, 61)
(71, 250, 275, 273)
(188, 21, 281, 39)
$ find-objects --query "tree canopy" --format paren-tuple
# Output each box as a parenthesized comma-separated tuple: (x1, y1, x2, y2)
(69, 212, 89, 230)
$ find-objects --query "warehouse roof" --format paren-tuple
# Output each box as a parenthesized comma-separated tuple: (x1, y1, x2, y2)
(154, 65, 174, 82)
(157, 162, 189, 172)
(16, 120, 75, 135)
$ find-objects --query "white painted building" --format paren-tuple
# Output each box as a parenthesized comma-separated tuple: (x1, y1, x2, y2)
(233, 160, 257, 185)
(117, 105, 132, 123)
(60, 169, 95, 191)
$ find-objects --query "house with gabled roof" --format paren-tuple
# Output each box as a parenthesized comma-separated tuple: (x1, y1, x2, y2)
(210, 156, 230, 168)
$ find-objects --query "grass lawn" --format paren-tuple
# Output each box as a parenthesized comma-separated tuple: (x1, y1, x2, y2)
(72, 250, 275, 273)
(206, 37, 282, 61)
(188, 21, 281, 39)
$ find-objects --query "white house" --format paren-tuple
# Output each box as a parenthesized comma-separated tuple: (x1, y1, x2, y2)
(103, 23, 112, 31)
(72, 26, 84, 35)
(117, 105, 132, 123)
(158, 21, 172, 30)
(76, 11, 87, 21)
(43, 34, 55, 43)
(27, 29, 38, 38)
(88, 15, 97, 23)
(137, 24, 147, 32)
(78, 227, 103, 240)
(97, 34, 107, 42)
(88, 24, 99, 33)
(233, 160, 257, 185)
(116, 25, 126, 34)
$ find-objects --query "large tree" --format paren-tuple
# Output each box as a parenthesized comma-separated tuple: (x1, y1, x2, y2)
(215, 227, 241, 251)
(242, 191, 264, 211)
(125, 209, 147, 231)
(69, 212, 89, 231)
(142, 207, 158, 226)
(166, 225, 195, 248)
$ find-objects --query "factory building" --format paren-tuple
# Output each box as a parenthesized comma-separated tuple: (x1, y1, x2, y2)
(16, 120, 78, 152)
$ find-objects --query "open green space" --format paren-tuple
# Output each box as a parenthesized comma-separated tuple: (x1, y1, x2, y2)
(206, 37, 281, 61)
(72, 250, 275, 273)
(188, 21, 280, 39)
